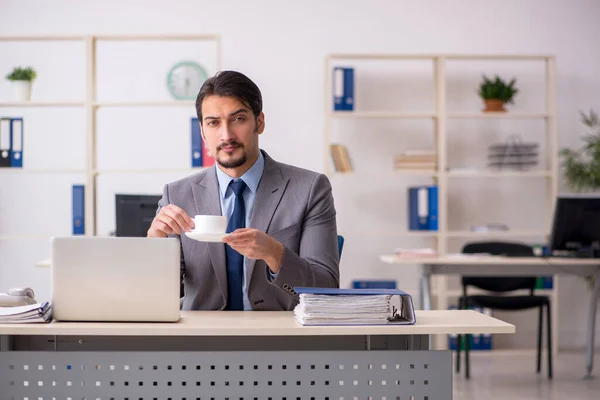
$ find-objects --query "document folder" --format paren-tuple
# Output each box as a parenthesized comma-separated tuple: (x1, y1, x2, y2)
(10, 117, 23, 168)
(293, 287, 416, 326)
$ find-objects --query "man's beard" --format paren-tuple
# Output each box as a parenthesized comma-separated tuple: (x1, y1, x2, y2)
(216, 142, 247, 169)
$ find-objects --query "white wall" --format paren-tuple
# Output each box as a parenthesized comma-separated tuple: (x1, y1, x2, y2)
(1, 0, 600, 350)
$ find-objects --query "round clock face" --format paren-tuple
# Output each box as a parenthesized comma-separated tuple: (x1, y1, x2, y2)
(167, 61, 208, 100)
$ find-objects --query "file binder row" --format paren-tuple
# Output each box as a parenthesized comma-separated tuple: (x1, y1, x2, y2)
(332, 67, 354, 111)
(3, 116, 216, 169)
(408, 185, 438, 231)
(191, 117, 215, 167)
(0, 117, 23, 168)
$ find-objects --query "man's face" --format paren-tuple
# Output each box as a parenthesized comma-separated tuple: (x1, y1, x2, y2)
(200, 95, 264, 172)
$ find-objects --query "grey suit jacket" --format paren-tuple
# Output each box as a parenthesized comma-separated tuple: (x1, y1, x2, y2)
(156, 150, 340, 311)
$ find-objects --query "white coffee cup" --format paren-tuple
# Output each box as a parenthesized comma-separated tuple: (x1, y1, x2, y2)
(193, 215, 227, 234)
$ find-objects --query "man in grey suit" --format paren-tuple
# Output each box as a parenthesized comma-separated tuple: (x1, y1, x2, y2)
(147, 71, 339, 311)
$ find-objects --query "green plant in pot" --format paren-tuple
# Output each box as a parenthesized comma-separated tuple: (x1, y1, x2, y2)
(560, 109, 600, 192)
(478, 74, 518, 112)
(5, 66, 37, 102)
(559, 109, 600, 290)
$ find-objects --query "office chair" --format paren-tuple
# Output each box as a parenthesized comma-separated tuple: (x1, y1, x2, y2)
(456, 241, 552, 379)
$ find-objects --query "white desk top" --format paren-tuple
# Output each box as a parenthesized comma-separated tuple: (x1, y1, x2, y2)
(0, 310, 514, 336)
(380, 254, 600, 265)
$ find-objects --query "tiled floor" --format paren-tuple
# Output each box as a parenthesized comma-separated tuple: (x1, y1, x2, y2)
(453, 351, 600, 399)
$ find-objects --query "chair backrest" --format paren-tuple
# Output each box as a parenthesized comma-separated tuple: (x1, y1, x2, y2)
(461, 241, 537, 293)
(338, 235, 345, 258)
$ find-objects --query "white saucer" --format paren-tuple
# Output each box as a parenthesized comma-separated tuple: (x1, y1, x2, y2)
(185, 231, 229, 242)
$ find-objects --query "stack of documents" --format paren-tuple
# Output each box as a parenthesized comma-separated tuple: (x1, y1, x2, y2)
(393, 247, 437, 259)
(0, 302, 52, 324)
(293, 288, 416, 326)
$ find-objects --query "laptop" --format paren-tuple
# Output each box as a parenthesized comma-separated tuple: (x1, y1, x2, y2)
(51, 236, 181, 322)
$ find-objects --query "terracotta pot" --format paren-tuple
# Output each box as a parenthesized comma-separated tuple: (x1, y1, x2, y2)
(483, 99, 506, 112)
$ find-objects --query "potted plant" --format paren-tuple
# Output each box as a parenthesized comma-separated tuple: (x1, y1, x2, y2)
(6, 66, 37, 102)
(559, 109, 600, 192)
(478, 74, 518, 112)
(559, 109, 600, 290)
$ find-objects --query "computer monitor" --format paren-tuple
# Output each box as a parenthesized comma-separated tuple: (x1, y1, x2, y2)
(549, 194, 600, 257)
(115, 194, 162, 237)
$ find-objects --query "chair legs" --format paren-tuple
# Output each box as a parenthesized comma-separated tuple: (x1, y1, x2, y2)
(465, 332, 471, 379)
(456, 296, 470, 379)
(537, 305, 542, 373)
(456, 297, 463, 373)
(457, 301, 553, 380)
(547, 302, 553, 379)
(535, 302, 553, 379)
(456, 334, 461, 373)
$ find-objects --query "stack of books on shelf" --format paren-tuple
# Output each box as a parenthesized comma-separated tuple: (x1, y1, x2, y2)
(330, 144, 352, 172)
(293, 287, 416, 326)
(0, 302, 52, 324)
(395, 149, 436, 171)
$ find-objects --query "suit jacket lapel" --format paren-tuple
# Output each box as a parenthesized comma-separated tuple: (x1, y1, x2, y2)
(191, 167, 227, 308)
(247, 153, 290, 282)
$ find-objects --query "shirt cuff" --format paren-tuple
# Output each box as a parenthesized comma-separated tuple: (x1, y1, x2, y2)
(268, 268, 278, 281)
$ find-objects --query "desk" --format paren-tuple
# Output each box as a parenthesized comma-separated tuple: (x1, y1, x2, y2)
(0, 310, 513, 399)
(380, 255, 600, 379)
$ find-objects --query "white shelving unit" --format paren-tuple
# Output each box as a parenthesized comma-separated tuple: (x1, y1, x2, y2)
(324, 53, 559, 352)
(0, 33, 221, 238)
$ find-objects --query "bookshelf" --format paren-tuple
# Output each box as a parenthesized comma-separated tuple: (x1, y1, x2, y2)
(324, 53, 558, 352)
(0, 33, 220, 237)
(0, 34, 221, 301)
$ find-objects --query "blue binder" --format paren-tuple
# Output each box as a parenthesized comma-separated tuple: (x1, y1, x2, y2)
(428, 186, 438, 230)
(294, 287, 416, 325)
(191, 117, 203, 167)
(408, 186, 429, 230)
(342, 67, 354, 111)
(9, 118, 23, 168)
(72, 185, 85, 235)
(332, 67, 354, 111)
(352, 280, 397, 289)
(0, 118, 11, 167)
(408, 186, 438, 231)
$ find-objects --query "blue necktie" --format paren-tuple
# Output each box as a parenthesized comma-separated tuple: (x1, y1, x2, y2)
(225, 179, 247, 310)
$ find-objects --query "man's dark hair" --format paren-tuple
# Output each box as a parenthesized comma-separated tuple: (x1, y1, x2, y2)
(195, 70, 263, 123)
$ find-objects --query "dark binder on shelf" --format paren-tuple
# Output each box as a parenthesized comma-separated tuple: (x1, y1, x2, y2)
(408, 186, 438, 231)
(0, 118, 11, 167)
(293, 287, 416, 326)
(10, 117, 23, 168)
(408, 186, 428, 230)
(428, 185, 438, 230)
(332, 67, 354, 111)
(191, 117, 203, 167)
(72, 185, 85, 235)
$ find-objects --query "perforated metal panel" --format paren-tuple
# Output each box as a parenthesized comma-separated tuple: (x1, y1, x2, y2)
(0, 350, 451, 399)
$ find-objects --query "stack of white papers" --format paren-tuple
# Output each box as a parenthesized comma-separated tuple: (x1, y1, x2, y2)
(294, 294, 393, 325)
(393, 248, 437, 259)
(0, 302, 52, 324)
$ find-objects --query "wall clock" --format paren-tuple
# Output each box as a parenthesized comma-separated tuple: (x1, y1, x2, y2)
(167, 61, 208, 100)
